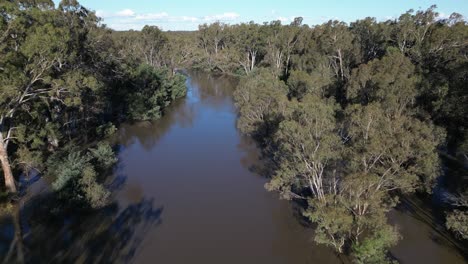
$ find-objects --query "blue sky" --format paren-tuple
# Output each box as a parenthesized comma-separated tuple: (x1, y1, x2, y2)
(53, 0, 468, 31)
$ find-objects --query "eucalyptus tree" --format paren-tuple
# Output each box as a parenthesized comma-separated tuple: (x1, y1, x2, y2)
(287, 69, 333, 100)
(350, 17, 390, 63)
(0, 0, 73, 193)
(233, 69, 288, 137)
(446, 191, 468, 240)
(266, 94, 342, 201)
(231, 22, 266, 75)
(392, 5, 439, 61)
(264, 18, 302, 77)
(317, 20, 357, 82)
(140, 25, 168, 68)
(346, 49, 419, 117)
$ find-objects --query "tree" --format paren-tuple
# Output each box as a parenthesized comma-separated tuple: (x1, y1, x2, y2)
(446, 192, 468, 240)
(233, 69, 288, 136)
(231, 22, 266, 75)
(347, 48, 418, 117)
(0, 0, 70, 193)
(317, 20, 357, 82)
(345, 103, 441, 194)
(352, 223, 400, 264)
(264, 18, 302, 76)
(287, 70, 332, 99)
(350, 17, 390, 63)
(140, 25, 168, 67)
(266, 94, 342, 201)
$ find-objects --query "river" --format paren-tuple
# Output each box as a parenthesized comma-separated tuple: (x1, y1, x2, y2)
(1, 71, 466, 263)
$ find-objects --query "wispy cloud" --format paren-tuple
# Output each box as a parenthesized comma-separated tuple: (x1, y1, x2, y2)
(116, 9, 135, 17)
(96, 9, 241, 30)
(203, 12, 240, 21)
(135, 12, 169, 20)
(276, 16, 294, 23)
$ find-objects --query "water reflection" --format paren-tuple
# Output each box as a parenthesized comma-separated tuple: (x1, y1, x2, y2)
(1, 71, 464, 264)
(109, 71, 341, 264)
(0, 194, 162, 263)
(115, 100, 196, 150)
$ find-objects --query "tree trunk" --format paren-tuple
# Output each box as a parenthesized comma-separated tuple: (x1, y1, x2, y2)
(337, 49, 344, 81)
(250, 50, 256, 72)
(0, 132, 16, 193)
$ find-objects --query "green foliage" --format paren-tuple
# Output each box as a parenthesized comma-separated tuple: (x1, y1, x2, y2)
(126, 64, 186, 121)
(79, 165, 110, 209)
(14, 146, 43, 175)
(267, 94, 341, 200)
(49, 151, 90, 191)
(352, 224, 400, 264)
(231, 5, 466, 261)
(446, 192, 468, 240)
(347, 49, 418, 117)
(0, 1, 467, 262)
(96, 123, 117, 138)
(287, 70, 315, 99)
(233, 69, 288, 136)
(89, 142, 118, 172)
(304, 197, 353, 253)
(345, 103, 442, 193)
(0, 0, 187, 199)
(446, 210, 468, 240)
(47, 144, 116, 209)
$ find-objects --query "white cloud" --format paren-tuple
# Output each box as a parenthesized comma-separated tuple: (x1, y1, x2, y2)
(180, 16, 199, 22)
(276, 16, 301, 24)
(203, 12, 240, 21)
(438, 12, 450, 20)
(277, 16, 290, 23)
(116, 9, 135, 17)
(96, 11, 241, 31)
(135, 12, 169, 20)
(96, 10, 109, 18)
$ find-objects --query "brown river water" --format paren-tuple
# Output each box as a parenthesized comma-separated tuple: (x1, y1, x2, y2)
(1, 71, 466, 263)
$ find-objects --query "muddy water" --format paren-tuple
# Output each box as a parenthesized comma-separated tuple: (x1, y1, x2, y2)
(113, 72, 339, 264)
(4, 71, 465, 263)
(113, 71, 466, 264)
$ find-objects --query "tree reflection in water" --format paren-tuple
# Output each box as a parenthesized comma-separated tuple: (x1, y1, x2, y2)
(0, 194, 162, 263)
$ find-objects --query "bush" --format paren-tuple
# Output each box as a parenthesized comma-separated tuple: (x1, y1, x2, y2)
(96, 123, 117, 138)
(89, 143, 118, 172)
(48, 143, 117, 209)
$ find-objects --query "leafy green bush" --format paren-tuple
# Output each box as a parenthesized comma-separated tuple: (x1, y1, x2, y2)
(127, 64, 186, 121)
(96, 123, 117, 138)
(47, 143, 117, 209)
(89, 143, 118, 172)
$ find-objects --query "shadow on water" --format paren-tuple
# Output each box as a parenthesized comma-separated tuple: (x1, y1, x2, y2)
(0, 190, 163, 264)
(392, 193, 468, 261)
(0, 123, 165, 263)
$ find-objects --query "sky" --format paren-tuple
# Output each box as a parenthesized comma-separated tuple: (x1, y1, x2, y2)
(52, 0, 468, 31)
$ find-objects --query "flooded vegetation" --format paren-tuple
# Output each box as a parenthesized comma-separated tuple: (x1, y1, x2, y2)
(1, 72, 465, 263)
(1, 1, 467, 263)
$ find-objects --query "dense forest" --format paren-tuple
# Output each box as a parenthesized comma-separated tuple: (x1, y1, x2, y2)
(0, 0, 186, 219)
(176, 5, 467, 263)
(224, 7, 466, 264)
(1, 0, 467, 263)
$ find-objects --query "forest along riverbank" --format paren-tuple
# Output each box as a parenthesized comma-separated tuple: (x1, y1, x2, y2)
(111, 72, 465, 264)
(111, 71, 340, 264)
(1, 72, 465, 263)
